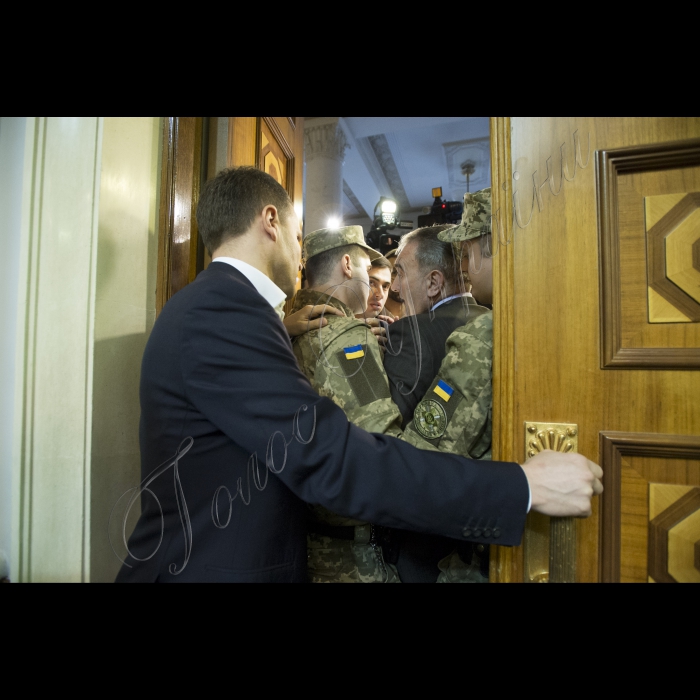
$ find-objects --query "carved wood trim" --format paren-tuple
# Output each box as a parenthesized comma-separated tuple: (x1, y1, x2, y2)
(646, 193, 700, 320)
(596, 138, 700, 368)
(156, 116, 204, 315)
(262, 116, 296, 200)
(599, 431, 700, 582)
(648, 488, 700, 583)
(156, 117, 176, 315)
(490, 116, 523, 583)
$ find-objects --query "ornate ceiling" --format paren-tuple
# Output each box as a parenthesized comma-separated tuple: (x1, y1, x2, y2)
(336, 117, 490, 223)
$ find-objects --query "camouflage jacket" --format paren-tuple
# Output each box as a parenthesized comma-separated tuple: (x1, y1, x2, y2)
(291, 288, 434, 583)
(405, 309, 493, 584)
(405, 310, 493, 460)
(292, 288, 434, 448)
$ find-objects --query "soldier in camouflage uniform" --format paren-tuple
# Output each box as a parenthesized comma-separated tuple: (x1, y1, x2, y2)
(292, 225, 436, 583)
(404, 187, 495, 583)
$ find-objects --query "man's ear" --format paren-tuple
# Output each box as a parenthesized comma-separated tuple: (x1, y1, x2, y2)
(261, 205, 280, 242)
(340, 254, 354, 279)
(426, 270, 445, 297)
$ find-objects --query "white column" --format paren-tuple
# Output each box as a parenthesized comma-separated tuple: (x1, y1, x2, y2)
(13, 117, 104, 582)
(304, 117, 349, 235)
(0, 118, 26, 582)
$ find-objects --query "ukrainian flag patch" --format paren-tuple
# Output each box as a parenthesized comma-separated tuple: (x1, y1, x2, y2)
(433, 380, 454, 402)
(344, 344, 365, 360)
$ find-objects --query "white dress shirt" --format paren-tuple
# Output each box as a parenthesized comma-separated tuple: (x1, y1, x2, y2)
(212, 257, 287, 320)
(430, 292, 473, 312)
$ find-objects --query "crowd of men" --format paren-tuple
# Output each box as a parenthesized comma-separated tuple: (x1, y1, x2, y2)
(116, 167, 603, 584)
(288, 188, 497, 583)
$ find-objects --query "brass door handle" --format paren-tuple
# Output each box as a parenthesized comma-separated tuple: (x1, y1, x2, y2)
(524, 422, 579, 583)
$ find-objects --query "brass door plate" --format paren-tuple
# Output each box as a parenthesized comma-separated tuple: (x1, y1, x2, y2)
(525, 421, 578, 459)
(524, 421, 579, 583)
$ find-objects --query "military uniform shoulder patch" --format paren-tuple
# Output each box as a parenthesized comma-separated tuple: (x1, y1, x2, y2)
(414, 399, 448, 440)
(433, 380, 454, 402)
(343, 344, 365, 360)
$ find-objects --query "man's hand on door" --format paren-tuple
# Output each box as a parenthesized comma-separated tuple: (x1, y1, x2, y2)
(521, 450, 604, 518)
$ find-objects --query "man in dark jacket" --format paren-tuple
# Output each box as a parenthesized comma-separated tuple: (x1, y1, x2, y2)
(115, 167, 602, 583)
(385, 225, 485, 427)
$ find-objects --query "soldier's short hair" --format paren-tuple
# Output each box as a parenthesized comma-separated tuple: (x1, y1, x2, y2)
(196, 166, 293, 254)
(397, 225, 458, 285)
(305, 244, 367, 288)
(370, 255, 392, 271)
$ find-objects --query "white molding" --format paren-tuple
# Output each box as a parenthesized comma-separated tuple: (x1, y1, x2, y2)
(12, 117, 104, 583)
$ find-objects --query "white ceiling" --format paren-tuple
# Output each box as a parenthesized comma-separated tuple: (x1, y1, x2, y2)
(338, 117, 490, 222)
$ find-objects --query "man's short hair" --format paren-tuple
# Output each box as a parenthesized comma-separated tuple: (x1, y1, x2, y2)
(196, 166, 293, 254)
(370, 255, 392, 271)
(305, 244, 366, 288)
(397, 225, 458, 285)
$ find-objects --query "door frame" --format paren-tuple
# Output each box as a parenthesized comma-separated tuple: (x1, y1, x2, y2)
(489, 117, 523, 582)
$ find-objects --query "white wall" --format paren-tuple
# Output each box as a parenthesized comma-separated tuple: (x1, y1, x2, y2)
(91, 117, 161, 581)
(0, 117, 26, 580)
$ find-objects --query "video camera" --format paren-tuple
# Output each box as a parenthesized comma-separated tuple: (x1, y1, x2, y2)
(364, 196, 414, 255)
(416, 187, 463, 228)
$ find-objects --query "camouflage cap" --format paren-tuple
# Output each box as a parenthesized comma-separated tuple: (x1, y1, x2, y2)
(437, 187, 492, 243)
(302, 225, 381, 265)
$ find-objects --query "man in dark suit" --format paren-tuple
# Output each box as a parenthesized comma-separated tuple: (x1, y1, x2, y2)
(384, 225, 487, 428)
(115, 167, 602, 583)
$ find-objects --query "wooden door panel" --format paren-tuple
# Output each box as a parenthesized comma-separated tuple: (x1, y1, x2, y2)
(600, 432, 700, 582)
(227, 117, 303, 204)
(227, 117, 305, 313)
(491, 117, 700, 583)
(598, 139, 700, 367)
(260, 120, 288, 189)
(156, 117, 204, 314)
(156, 117, 304, 311)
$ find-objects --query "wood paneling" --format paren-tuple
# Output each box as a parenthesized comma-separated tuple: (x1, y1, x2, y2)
(489, 117, 523, 583)
(156, 117, 204, 314)
(157, 117, 304, 306)
(228, 117, 257, 168)
(599, 431, 700, 582)
(227, 117, 305, 316)
(597, 138, 700, 366)
(492, 117, 700, 583)
(227, 117, 304, 205)
(649, 486, 700, 583)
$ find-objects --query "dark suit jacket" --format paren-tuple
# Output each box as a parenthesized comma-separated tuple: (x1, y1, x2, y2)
(116, 264, 527, 582)
(385, 297, 489, 428)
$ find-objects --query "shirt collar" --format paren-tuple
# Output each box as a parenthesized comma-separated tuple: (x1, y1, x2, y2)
(213, 257, 287, 318)
(430, 292, 473, 312)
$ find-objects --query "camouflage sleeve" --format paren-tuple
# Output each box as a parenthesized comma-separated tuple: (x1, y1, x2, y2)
(313, 321, 408, 438)
(405, 312, 493, 459)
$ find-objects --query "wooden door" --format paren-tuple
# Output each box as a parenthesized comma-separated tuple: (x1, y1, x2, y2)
(490, 117, 700, 583)
(228, 118, 304, 306)
(156, 117, 304, 313)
